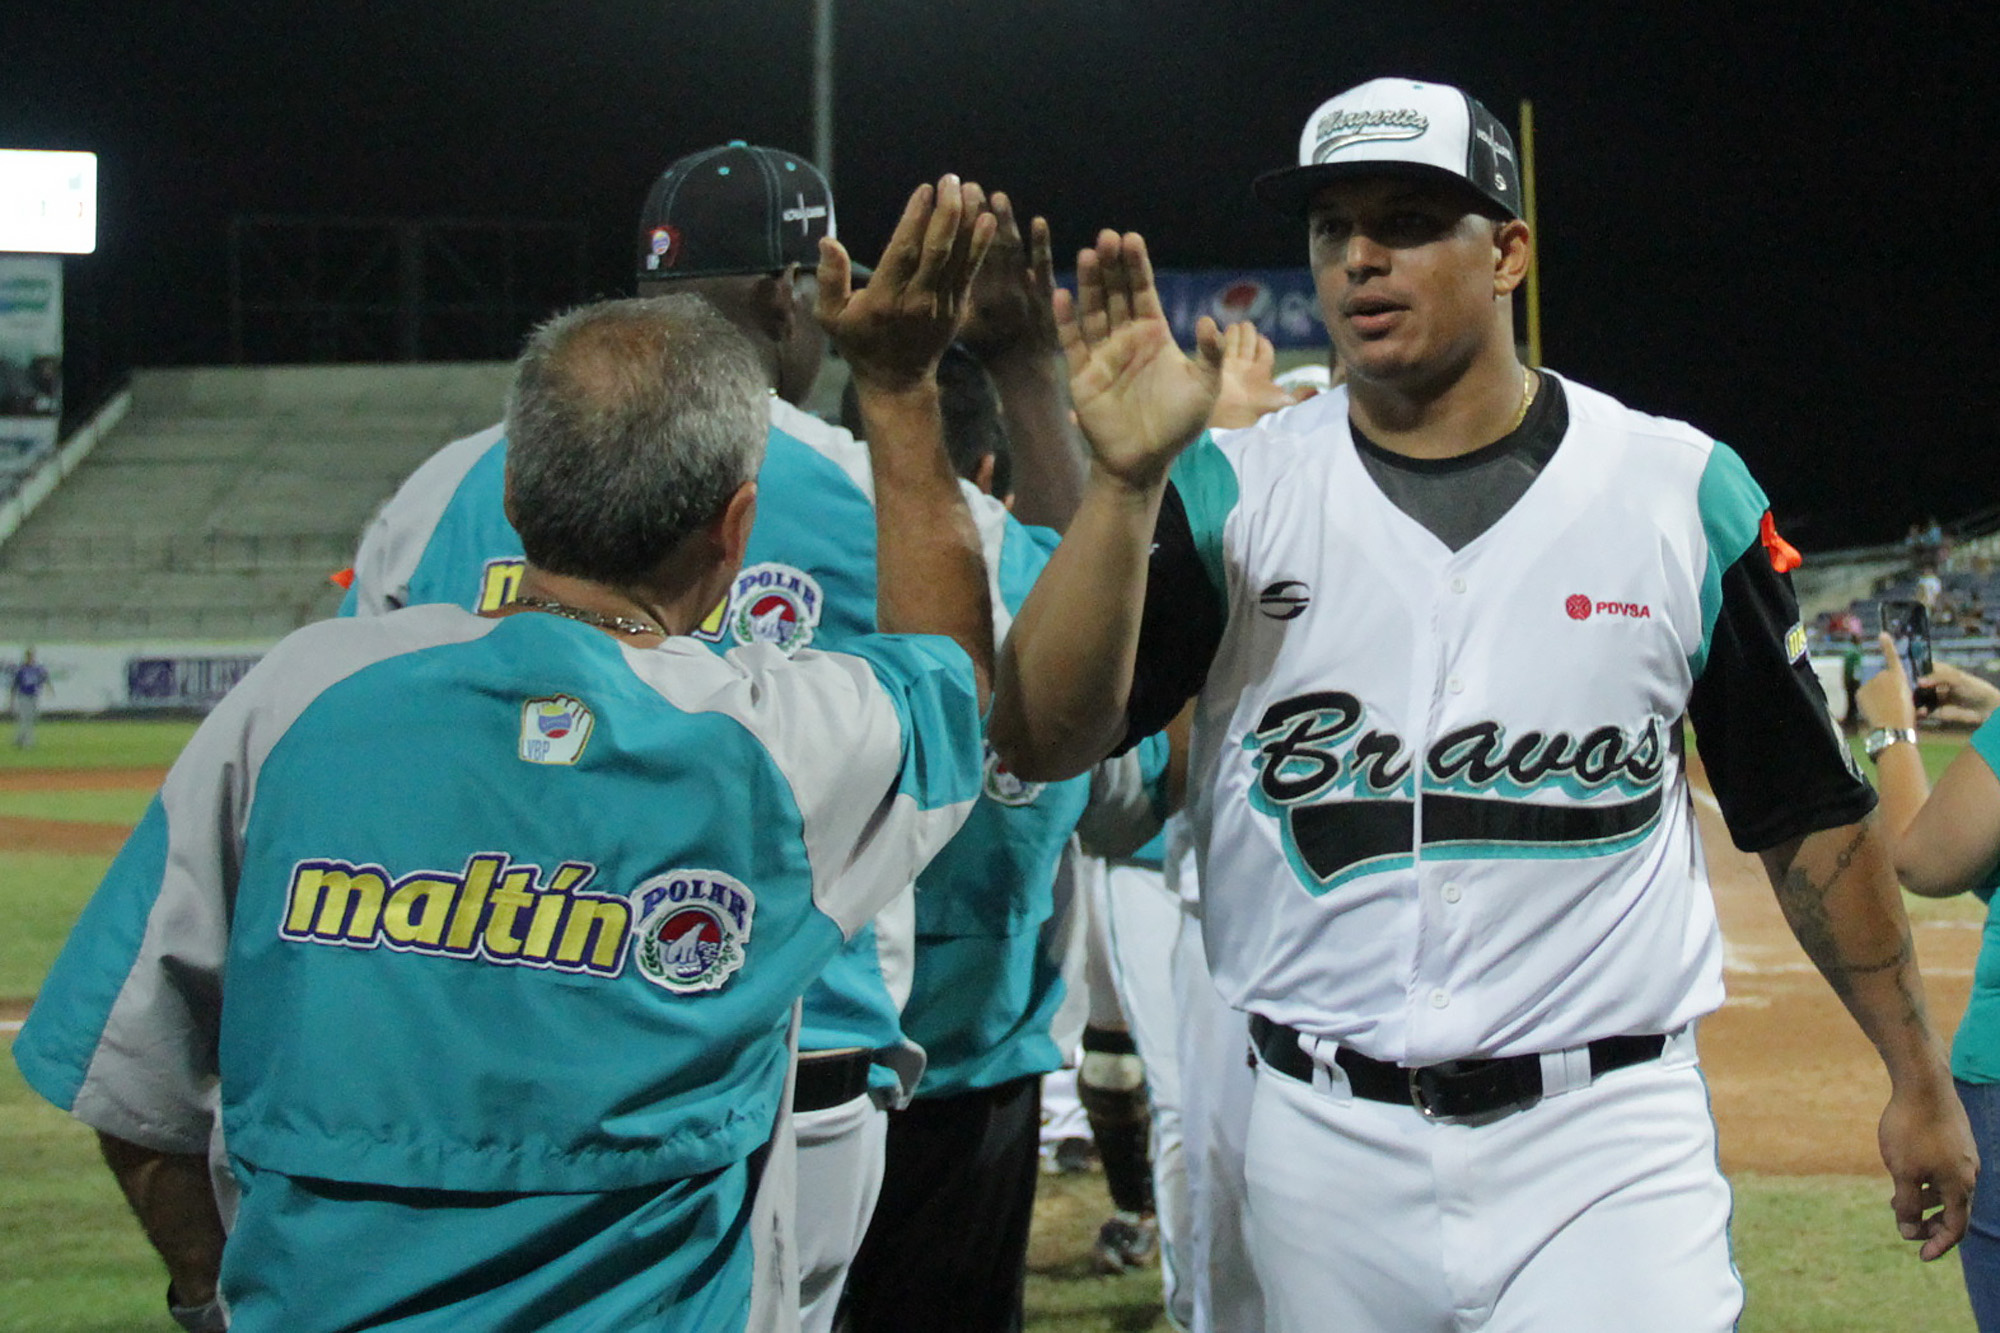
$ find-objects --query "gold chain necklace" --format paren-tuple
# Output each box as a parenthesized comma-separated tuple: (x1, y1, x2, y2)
(1508, 367, 1539, 435)
(507, 597, 665, 637)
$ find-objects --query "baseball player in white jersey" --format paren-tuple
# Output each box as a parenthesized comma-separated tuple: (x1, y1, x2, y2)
(991, 76, 1976, 1332)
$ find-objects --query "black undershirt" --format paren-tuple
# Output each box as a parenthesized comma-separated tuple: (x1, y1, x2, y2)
(1350, 372, 1570, 551)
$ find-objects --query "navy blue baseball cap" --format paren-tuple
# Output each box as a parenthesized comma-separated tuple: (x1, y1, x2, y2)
(637, 142, 837, 281)
(1255, 78, 1523, 221)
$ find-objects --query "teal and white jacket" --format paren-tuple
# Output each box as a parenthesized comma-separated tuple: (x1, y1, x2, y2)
(15, 608, 982, 1330)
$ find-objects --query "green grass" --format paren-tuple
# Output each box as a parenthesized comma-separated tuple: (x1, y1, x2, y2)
(1732, 1173, 1976, 1331)
(0, 853, 117, 998)
(0, 1061, 162, 1333)
(0, 720, 196, 772)
(0, 789, 157, 824)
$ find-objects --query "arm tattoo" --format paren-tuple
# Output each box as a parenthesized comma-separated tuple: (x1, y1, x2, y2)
(1772, 825, 1923, 1026)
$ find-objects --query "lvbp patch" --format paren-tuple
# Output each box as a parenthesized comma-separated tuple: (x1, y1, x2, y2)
(630, 869, 755, 994)
(728, 562, 824, 655)
(519, 694, 594, 765)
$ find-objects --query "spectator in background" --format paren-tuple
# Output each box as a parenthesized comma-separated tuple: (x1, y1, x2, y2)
(1919, 567, 1946, 611)
(1839, 631, 1864, 732)
(9, 647, 49, 748)
(1859, 642, 2000, 1329)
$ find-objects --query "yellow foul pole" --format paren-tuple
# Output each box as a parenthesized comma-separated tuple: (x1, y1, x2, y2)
(1519, 98, 1542, 367)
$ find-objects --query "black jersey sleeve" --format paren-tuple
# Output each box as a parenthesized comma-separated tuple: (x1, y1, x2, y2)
(1687, 536, 1876, 851)
(1114, 480, 1226, 754)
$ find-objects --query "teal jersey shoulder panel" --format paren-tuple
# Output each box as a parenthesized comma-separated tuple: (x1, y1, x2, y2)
(13, 800, 175, 1112)
(1691, 441, 1769, 679)
(1168, 431, 1241, 605)
(726, 422, 890, 1056)
(725, 425, 880, 652)
(219, 615, 845, 1192)
(403, 435, 519, 613)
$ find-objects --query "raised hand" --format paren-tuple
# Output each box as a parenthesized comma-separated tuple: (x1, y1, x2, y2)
(958, 192, 1059, 360)
(817, 175, 998, 392)
(1054, 230, 1222, 489)
(1208, 321, 1304, 429)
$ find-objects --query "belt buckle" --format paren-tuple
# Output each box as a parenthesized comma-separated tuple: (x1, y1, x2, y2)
(1407, 1059, 1540, 1124)
(1408, 1063, 1451, 1120)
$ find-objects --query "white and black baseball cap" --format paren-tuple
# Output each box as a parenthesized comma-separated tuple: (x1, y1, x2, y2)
(1254, 78, 1523, 220)
(636, 141, 837, 281)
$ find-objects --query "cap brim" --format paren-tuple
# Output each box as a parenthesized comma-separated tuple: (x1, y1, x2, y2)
(1252, 161, 1518, 221)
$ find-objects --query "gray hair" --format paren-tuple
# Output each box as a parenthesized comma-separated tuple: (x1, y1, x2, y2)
(505, 294, 767, 584)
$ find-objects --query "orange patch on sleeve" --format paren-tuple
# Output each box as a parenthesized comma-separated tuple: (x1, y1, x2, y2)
(1759, 512, 1802, 574)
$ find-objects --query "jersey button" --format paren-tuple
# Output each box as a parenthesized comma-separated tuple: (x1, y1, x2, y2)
(1442, 882, 1461, 903)
(1430, 989, 1450, 1009)
(1446, 674, 1464, 694)
(1449, 576, 1466, 594)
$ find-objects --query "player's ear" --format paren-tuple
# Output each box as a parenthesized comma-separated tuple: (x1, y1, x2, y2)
(755, 268, 800, 344)
(1493, 219, 1532, 298)
(715, 479, 758, 568)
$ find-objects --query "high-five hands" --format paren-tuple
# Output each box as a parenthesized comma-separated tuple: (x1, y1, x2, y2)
(1209, 321, 1306, 429)
(1054, 230, 1224, 489)
(959, 192, 1059, 360)
(817, 175, 998, 392)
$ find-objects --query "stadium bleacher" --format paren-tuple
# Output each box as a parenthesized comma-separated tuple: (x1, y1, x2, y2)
(0, 362, 513, 642)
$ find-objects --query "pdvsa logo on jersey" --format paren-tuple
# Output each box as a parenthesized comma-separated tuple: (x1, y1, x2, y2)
(630, 868, 755, 994)
(1313, 108, 1428, 161)
(983, 743, 1045, 807)
(519, 694, 594, 765)
(1259, 579, 1311, 620)
(1565, 594, 1652, 622)
(645, 224, 681, 272)
(729, 562, 824, 655)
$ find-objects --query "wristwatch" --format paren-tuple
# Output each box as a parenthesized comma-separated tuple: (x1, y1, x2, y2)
(1864, 727, 1919, 763)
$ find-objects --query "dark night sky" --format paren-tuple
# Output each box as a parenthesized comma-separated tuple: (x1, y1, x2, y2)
(5, 1, 1997, 545)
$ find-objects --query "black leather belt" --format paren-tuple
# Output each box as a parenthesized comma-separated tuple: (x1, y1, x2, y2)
(793, 1049, 875, 1113)
(1249, 1015, 1666, 1121)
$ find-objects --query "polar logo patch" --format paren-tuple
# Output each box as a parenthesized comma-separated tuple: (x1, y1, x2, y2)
(630, 869, 755, 994)
(728, 562, 824, 655)
(983, 744, 1046, 807)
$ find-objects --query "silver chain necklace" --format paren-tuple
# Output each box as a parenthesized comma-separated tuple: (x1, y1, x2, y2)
(507, 597, 665, 637)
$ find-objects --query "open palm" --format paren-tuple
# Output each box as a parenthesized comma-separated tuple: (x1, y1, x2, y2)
(1056, 230, 1222, 488)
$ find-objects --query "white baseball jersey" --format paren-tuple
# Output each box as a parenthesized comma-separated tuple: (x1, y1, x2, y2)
(1119, 373, 1872, 1066)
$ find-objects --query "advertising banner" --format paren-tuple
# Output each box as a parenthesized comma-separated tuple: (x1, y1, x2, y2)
(0, 255, 62, 478)
(1154, 268, 1327, 351)
(1059, 268, 1329, 352)
(2, 640, 275, 716)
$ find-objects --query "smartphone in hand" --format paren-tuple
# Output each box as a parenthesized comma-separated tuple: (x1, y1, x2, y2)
(1879, 599, 1941, 710)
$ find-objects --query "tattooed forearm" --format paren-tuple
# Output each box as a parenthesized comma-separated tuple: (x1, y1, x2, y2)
(1768, 822, 1928, 1030)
